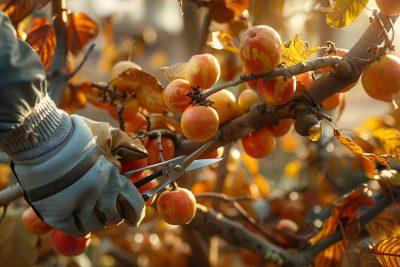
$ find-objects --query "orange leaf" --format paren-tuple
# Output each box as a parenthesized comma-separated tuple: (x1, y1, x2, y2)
(0, 0, 50, 24)
(67, 11, 99, 55)
(333, 127, 392, 166)
(25, 17, 56, 70)
(333, 185, 375, 219)
(373, 235, 400, 267)
(149, 114, 182, 134)
(111, 68, 166, 113)
(225, 0, 250, 16)
(207, 31, 239, 54)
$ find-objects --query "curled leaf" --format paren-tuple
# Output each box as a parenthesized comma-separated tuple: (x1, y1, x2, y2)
(326, 0, 368, 28)
(149, 114, 182, 134)
(207, 31, 239, 54)
(25, 17, 56, 70)
(67, 11, 99, 55)
(111, 68, 166, 113)
(159, 63, 188, 81)
(282, 34, 322, 66)
(332, 126, 392, 167)
(372, 127, 400, 161)
(373, 235, 400, 267)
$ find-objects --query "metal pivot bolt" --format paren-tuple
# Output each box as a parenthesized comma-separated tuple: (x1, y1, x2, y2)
(174, 164, 182, 172)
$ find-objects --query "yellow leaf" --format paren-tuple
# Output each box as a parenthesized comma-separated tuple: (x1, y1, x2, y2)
(159, 63, 188, 81)
(284, 160, 301, 179)
(252, 174, 269, 197)
(373, 127, 400, 161)
(207, 31, 239, 54)
(326, 0, 368, 28)
(373, 235, 400, 267)
(333, 127, 392, 167)
(242, 151, 259, 175)
(282, 34, 322, 66)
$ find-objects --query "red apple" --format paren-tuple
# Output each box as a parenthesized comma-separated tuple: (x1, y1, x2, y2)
(239, 25, 282, 74)
(157, 187, 197, 225)
(50, 229, 91, 257)
(257, 76, 296, 105)
(21, 207, 52, 235)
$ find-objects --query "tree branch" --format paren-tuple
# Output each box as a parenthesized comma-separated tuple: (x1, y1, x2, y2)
(48, 0, 68, 103)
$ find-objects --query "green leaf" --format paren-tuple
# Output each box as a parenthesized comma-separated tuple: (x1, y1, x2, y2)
(0, 207, 38, 267)
(326, 0, 369, 28)
(281, 34, 322, 66)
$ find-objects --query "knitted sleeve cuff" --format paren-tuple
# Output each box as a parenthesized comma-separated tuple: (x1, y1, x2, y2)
(0, 95, 72, 160)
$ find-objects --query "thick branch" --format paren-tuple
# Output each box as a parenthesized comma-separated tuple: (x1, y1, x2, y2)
(309, 13, 398, 103)
(189, 205, 290, 266)
(48, 0, 68, 103)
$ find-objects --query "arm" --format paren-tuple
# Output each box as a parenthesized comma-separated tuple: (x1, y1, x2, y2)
(0, 10, 149, 237)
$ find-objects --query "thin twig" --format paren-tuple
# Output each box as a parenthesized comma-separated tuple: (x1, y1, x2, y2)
(66, 44, 95, 80)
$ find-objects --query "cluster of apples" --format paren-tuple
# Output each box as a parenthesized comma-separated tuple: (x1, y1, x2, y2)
(164, 53, 222, 142)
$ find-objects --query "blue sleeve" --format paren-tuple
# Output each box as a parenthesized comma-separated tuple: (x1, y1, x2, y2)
(0, 9, 47, 139)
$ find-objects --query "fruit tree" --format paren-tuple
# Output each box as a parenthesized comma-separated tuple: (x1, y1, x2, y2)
(0, 0, 400, 266)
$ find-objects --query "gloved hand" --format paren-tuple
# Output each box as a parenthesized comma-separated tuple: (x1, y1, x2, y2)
(0, 96, 148, 237)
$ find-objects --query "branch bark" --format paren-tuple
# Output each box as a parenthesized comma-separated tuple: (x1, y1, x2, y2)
(48, 0, 68, 103)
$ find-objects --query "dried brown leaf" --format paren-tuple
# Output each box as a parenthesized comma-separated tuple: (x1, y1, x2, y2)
(25, 17, 56, 70)
(366, 210, 400, 241)
(149, 114, 182, 134)
(159, 63, 188, 81)
(373, 235, 400, 267)
(67, 11, 99, 55)
(111, 68, 166, 113)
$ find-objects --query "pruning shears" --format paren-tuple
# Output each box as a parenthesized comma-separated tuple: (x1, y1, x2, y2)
(123, 140, 223, 201)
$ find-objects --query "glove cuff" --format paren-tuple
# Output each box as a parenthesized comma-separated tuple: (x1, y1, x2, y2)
(0, 95, 72, 160)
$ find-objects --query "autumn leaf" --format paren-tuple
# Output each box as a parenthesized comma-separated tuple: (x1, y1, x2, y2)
(0, 0, 51, 24)
(67, 11, 99, 55)
(207, 31, 240, 54)
(372, 127, 400, 161)
(25, 17, 56, 71)
(149, 114, 182, 134)
(373, 169, 400, 188)
(333, 185, 375, 219)
(111, 68, 166, 113)
(373, 235, 400, 266)
(225, 0, 250, 17)
(366, 210, 400, 240)
(360, 247, 382, 267)
(326, 0, 369, 28)
(332, 126, 392, 167)
(159, 63, 188, 81)
(281, 34, 322, 66)
(310, 209, 346, 267)
(207, 0, 234, 23)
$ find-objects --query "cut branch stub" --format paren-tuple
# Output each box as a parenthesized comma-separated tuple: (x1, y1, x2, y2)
(294, 114, 320, 137)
